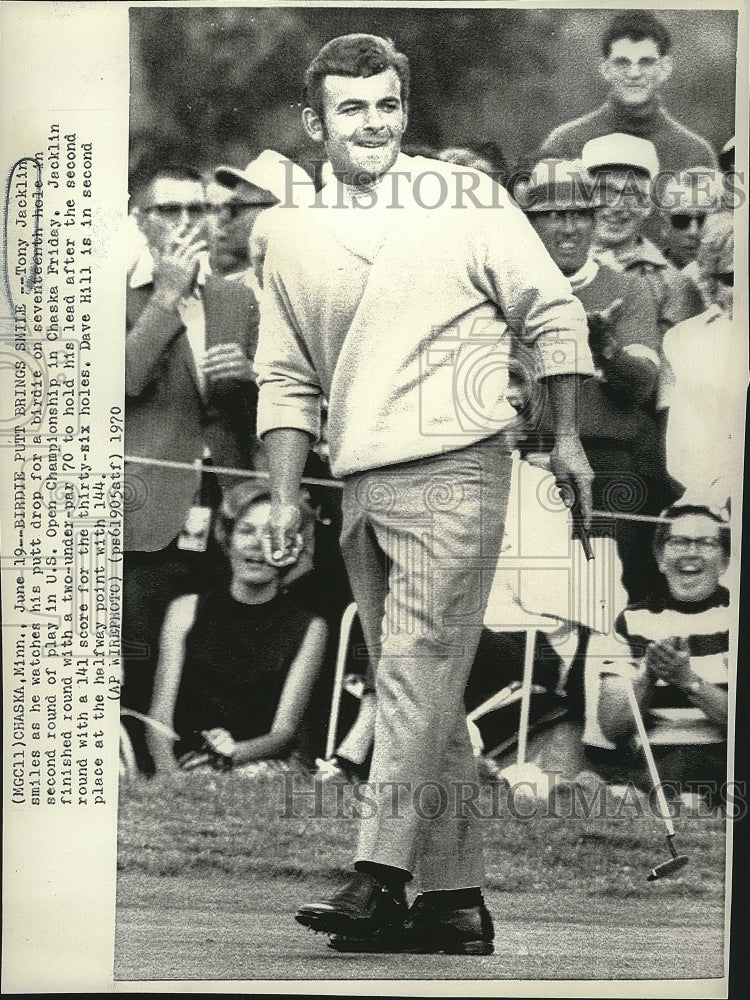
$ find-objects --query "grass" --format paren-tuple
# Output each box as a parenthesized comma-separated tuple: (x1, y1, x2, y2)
(117, 770, 728, 900)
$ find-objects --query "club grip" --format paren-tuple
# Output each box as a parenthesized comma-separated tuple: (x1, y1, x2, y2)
(570, 498, 594, 561)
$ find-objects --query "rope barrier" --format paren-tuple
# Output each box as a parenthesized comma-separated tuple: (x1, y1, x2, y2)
(124, 454, 729, 526)
(125, 453, 343, 490)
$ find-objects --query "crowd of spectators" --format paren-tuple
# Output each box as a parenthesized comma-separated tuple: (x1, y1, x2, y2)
(122, 10, 740, 808)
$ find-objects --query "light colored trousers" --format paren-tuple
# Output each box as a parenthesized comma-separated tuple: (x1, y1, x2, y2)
(339, 437, 512, 891)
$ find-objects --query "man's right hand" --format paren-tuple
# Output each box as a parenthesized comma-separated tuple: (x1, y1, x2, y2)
(262, 501, 303, 567)
(152, 222, 207, 307)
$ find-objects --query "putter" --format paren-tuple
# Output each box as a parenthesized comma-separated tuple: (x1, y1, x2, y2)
(623, 679, 689, 881)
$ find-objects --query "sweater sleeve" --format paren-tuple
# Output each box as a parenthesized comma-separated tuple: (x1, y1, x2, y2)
(254, 230, 322, 442)
(471, 191, 595, 380)
(596, 270, 661, 403)
(125, 296, 186, 397)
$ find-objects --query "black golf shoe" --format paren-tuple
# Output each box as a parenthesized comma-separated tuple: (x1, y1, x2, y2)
(295, 871, 407, 937)
(328, 895, 495, 955)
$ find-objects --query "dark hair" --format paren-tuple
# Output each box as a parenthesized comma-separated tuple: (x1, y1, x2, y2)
(469, 140, 510, 186)
(601, 10, 672, 58)
(140, 163, 204, 207)
(144, 163, 204, 187)
(214, 480, 316, 578)
(303, 34, 410, 121)
(718, 139, 735, 174)
(653, 504, 731, 559)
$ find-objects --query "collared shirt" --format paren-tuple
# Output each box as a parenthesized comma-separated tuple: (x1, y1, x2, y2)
(593, 236, 668, 274)
(586, 586, 730, 748)
(565, 256, 600, 294)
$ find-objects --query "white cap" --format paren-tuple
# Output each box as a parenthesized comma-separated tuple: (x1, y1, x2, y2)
(581, 133, 660, 179)
(214, 150, 316, 207)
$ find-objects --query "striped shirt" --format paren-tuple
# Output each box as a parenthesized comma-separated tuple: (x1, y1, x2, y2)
(586, 586, 729, 747)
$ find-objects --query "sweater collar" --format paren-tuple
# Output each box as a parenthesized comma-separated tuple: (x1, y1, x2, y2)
(320, 152, 415, 209)
(568, 256, 599, 292)
(605, 97, 665, 138)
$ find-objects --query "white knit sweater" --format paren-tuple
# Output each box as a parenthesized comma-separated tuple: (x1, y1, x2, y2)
(255, 154, 593, 478)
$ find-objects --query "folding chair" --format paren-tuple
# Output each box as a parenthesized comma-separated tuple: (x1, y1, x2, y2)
(325, 604, 559, 771)
(325, 602, 364, 761)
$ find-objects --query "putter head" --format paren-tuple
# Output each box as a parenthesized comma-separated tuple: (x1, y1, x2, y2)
(647, 854, 689, 881)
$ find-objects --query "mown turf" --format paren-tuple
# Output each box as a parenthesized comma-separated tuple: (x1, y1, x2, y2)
(117, 771, 728, 899)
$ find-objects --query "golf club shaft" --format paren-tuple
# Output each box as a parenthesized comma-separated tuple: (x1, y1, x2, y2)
(517, 627, 535, 766)
(624, 678, 675, 837)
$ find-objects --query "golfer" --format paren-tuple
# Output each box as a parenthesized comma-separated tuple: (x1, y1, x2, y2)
(254, 34, 595, 955)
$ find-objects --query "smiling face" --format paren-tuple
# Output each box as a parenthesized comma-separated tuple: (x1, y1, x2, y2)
(657, 513, 729, 603)
(303, 68, 407, 185)
(528, 209, 596, 276)
(601, 38, 672, 107)
(594, 170, 651, 251)
(228, 501, 279, 590)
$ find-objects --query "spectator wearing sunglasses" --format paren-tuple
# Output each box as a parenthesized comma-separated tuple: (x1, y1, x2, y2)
(211, 151, 317, 297)
(660, 169, 722, 304)
(692, 137, 737, 304)
(658, 213, 741, 507)
(123, 164, 261, 771)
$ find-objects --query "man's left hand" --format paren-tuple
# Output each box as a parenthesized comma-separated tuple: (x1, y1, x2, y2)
(550, 436, 594, 528)
(202, 343, 255, 383)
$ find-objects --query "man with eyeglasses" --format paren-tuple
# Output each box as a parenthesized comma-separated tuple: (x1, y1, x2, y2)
(536, 10, 717, 181)
(590, 502, 730, 804)
(123, 164, 260, 770)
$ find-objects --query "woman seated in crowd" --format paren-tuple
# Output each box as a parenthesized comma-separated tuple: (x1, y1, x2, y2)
(146, 481, 328, 774)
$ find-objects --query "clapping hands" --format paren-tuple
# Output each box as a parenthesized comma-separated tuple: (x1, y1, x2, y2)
(645, 636, 692, 688)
